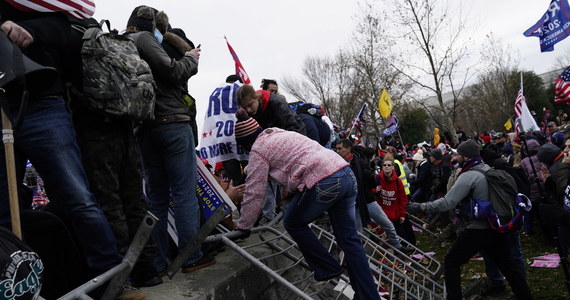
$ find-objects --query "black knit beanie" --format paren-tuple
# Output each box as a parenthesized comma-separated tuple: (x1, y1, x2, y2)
(127, 6, 156, 33)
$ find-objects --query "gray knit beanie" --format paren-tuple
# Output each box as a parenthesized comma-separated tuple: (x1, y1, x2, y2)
(457, 140, 480, 158)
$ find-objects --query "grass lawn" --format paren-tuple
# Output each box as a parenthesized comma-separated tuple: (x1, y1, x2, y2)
(414, 216, 569, 299)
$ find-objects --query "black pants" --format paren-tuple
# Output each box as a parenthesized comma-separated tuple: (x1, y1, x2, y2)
(444, 228, 532, 300)
(392, 218, 416, 246)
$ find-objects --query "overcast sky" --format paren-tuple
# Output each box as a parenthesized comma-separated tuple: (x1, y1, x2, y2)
(93, 0, 570, 135)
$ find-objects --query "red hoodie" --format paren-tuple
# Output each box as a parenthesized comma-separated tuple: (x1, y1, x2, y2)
(374, 171, 408, 222)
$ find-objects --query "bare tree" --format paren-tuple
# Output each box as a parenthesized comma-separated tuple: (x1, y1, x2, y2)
(282, 1, 411, 139)
(460, 34, 520, 132)
(350, 1, 409, 136)
(281, 53, 360, 127)
(390, 0, 476, 144)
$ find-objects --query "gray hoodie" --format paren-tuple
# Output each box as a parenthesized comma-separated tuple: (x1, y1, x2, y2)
(421, 163, 490, 229)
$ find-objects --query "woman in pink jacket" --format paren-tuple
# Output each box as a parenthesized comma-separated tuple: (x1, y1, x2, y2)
(233, 115, 380, 300)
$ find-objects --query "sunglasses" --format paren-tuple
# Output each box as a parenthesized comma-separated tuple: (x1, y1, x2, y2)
(382, 164, 393, 167)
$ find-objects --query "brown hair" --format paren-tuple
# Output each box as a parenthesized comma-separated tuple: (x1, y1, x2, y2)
(236, 84, 257, 105)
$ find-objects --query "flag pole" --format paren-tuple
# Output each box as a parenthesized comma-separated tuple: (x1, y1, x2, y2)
(1, 109, 21, 239)
(520, 72, 523, 94)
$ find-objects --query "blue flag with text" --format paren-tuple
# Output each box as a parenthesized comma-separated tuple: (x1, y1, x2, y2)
(524, 0, 570, 52)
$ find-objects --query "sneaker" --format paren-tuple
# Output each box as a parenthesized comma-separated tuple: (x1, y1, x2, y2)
(117, 285, 146, 300)
(181, 254, 216, 273)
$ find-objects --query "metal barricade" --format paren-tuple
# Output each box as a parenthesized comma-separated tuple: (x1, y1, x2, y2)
(211, 213, 446, 300)
(58, 212, 158, 300)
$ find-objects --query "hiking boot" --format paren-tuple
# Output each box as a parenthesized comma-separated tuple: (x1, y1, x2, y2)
(132, 275, 162, 288)
(181, 254, 216, 273)
(117, 285, 146, 300)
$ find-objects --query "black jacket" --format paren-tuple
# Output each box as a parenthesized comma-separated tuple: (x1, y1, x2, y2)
(253, 93, 306, 135)
(349, 150, 375, 225)
(0, 2, 71, 100)
(128, 31, 198, 129)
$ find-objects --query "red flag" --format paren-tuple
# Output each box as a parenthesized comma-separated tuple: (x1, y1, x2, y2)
(6, 0, 95, 19)
(555, 66, 570, 105)
(224, 37, 251, 85)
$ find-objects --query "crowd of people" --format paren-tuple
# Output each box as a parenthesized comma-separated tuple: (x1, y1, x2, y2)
(1, 1, 570, 300)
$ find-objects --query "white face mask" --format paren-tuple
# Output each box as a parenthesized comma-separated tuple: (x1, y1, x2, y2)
(153, 28, 163, 44)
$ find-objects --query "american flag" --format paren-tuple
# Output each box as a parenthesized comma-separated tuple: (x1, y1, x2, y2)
(514, 88, 524, 118)
(351, 103, 367, 137)
(6, 0, 95, 19)
(224, 37, 251, 85)
(514, 84, 539, 132)
(555, 66, 570, 105)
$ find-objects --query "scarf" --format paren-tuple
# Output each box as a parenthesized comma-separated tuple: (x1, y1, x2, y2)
(457, 156, 483, 177)
(258, 90, 271, 113)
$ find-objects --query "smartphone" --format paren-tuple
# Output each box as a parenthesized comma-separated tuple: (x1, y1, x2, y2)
(197, 44, 201, 48)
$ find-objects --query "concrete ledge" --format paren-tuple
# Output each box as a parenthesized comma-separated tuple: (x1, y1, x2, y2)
(141, 234, 276, 300)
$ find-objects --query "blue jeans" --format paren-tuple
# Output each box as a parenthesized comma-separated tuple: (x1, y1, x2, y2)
(0, 97, 122, 274)
(262, 180, 279, 220)
(137, 122, 201, 271)
(284, 167, 380, 300)
(482, 231, 525, 286)
(355, 202, 401, 248)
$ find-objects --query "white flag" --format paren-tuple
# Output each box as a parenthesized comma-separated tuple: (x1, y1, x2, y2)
(514, 87, 538, 132)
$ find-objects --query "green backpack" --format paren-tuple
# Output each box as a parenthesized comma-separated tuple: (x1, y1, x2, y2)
(80, 20, 156, 121)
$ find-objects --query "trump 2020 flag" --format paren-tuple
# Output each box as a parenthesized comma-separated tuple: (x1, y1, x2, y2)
(382, 113, 399, 136)
(199, 82, 249, 166)
(555, 66, 570, 104)
(523, 0, 570, 52)
(225, 37, 251, 85)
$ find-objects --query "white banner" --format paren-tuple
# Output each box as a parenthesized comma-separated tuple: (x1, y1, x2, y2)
(198, 82, 249, 165)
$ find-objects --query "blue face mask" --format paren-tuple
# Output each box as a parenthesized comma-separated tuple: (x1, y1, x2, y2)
(153, 29, 163, 44)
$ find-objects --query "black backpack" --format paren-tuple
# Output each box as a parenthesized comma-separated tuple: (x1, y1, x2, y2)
(288, 101, 323, 118)
(77, 19, 156, 121)
(466, 168, 531, 233)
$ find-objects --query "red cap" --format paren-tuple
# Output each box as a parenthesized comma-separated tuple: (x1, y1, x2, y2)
(200, 158, 210, 167)
(215, 162, 224, 172)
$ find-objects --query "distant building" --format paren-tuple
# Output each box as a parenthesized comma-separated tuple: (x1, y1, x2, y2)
(422, 68, 563, 107)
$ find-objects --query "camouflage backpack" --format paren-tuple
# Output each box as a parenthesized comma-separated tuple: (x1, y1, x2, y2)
(80, 20, 156, 121)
